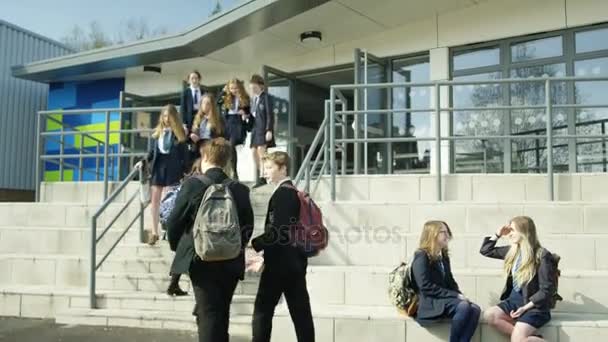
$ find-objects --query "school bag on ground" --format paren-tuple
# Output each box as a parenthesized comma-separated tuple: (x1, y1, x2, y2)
(282, 184, 329, 257)
(159, 184, 181, 225)
(192, 176, 242, 261)
(388, 258, 418, 317)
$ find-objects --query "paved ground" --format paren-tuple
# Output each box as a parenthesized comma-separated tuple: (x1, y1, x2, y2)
(0, 317, 249, 342)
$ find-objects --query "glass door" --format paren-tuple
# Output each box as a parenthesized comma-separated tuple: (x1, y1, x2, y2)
(354, 49, 389, 174)
(262, 66, 297, 176)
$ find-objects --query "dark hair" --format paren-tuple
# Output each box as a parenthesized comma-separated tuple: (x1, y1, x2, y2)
(187, 70, 201, 82)
(250, 74, 265, 86)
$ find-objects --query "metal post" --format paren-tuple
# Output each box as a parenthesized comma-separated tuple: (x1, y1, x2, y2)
(353, 49, 361, 175)
(324, 109, 330, 176)
(139, 167, 145, 243)
(59, 126, 65, 181)
(35, 112, 42, 201)
(435, 83, 442, 201)
(330, 88, 336, 202)
(96, 143, 100, 181)
(364, 50, 369, 175)
(103, 111, 110, 201)
(341, 112, 347, 175)
(546, 79, 554, 201)
(90, 216, 97, 309)
(79, 134, 84, 181)
(305, 165, 311, 193)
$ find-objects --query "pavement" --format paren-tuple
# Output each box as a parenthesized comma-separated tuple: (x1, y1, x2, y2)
(0, 317, 250, 342)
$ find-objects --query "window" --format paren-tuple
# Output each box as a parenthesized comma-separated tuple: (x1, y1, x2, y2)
(451, 25, 608, 173)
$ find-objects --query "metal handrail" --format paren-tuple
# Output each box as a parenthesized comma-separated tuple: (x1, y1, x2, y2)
(328, 76, 608, 202)
(90, 166, 146, 308)
(36, 106, 168, 201)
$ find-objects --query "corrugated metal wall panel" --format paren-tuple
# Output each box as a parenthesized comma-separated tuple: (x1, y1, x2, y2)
(0, 22, 71, 191)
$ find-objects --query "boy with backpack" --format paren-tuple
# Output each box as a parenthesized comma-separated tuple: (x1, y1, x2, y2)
(251, 151, 326, 342)
(165, 137, 254, 342)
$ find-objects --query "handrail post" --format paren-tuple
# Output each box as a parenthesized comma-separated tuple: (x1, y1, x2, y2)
(435, 83, 442, 201)
(90, 215, 97, 309)
(35, 112, 42, 201)
(79, 134, 84, 181)
(59, 125, 65, 181)
(139, 166, 145, 243)
(330, 88, 336, 202)
(546, 79, 554, 201)
(96, 142, 100, 181)
(103, 111, 110, 201)
(305, 165, 311, 193)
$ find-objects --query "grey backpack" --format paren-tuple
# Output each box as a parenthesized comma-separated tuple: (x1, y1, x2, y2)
(192, 176, 241, 261)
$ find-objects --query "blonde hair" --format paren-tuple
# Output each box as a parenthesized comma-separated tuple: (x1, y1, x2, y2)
(418, 220, 452, 261)
(222, 78, 250, 111)
(193, 94, 224, 136)
(152, 104, 186, 142)
(503, 216, 542, 288)
(262, 151, 290, 173)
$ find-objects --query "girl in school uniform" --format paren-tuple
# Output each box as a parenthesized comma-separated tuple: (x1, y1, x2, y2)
(248, 74, 275, 188)
(411, 221, 481, 342)
(481, 216, 558, 342)
(137, 104, 187, 246)
(218, 78, 251, 180)
(189, 93, 225, 153)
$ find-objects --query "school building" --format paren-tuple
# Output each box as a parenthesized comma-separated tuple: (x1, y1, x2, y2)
(2, 0, 608, 341)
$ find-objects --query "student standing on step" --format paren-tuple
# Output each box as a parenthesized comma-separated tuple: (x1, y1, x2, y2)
(481, 216, 558, 342)
(251, 151, 315, 342)
(218, 78, 251, 180)
(249, 74, 275, 188)
(189, 93, 225, 156)
(136, 104, 187, 246)
(180, 70, 205, 170)
(165, 138, 254, 342)
(411, 221, 480, 342)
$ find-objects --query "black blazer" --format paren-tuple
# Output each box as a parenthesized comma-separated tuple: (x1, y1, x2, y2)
(180, 86, 205, 130)
(411, 249, 461, 321)
(145, 136, 187, 176)
(165, 167, 254, 279)
(480, 237, 557, 312)
(251, 180, 307, 273)
(252, 91, 274, 133)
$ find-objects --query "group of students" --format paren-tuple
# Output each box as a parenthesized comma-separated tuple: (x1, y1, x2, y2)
(157, 140, 314, 342)
(139, 71, 275, 246)
(136, 71, 560, 342)
(411, 217, 559, 342)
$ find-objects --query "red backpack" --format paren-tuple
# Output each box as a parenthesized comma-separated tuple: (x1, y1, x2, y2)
(282, 184, 329, 257)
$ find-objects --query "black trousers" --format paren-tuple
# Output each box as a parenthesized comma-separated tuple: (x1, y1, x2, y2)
(191, 266, 239, 342)
(252, 266, 315, 342)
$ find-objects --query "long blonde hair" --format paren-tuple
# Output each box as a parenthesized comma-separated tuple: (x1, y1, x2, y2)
(152, 104, 186, 142)
(418, 220, 452, 261)
(222, 78, 250, 111)
(193, 94, 224, 136)
(503, 216, 542, 288)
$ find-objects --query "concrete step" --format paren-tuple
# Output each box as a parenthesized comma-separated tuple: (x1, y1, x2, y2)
(310, 173, 608, 202)
(93, 266, 608, 315)
(0, 285, 253, 319)
(53, 304, 608, 342)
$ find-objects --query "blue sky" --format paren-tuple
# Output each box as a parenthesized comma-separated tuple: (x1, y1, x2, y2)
(0, 0, 243, 42)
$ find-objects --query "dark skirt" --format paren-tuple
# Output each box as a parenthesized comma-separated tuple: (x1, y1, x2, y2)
(498, 290, 551, 329)
(150, 153, 182, 187)
(250, 122, 276, 148)
(225, 115, 245, 146)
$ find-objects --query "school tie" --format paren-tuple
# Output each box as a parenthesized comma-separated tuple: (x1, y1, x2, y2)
(193, 89, 199, 107)
(163, 130, 173, 152)
(512, 253, 522, 291)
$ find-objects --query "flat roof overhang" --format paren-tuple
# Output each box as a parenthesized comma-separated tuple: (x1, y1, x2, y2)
(11, 0, 330, 83)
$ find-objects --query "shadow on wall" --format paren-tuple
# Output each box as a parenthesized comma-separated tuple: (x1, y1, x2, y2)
(556, 293, 608, 318)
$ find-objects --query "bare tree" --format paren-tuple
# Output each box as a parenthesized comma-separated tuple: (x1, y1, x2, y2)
(61, 19, 167, 52)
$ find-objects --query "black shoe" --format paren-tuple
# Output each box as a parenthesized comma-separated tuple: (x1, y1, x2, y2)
(252, 178, 267, 189)
(167, 285, 188, 297)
